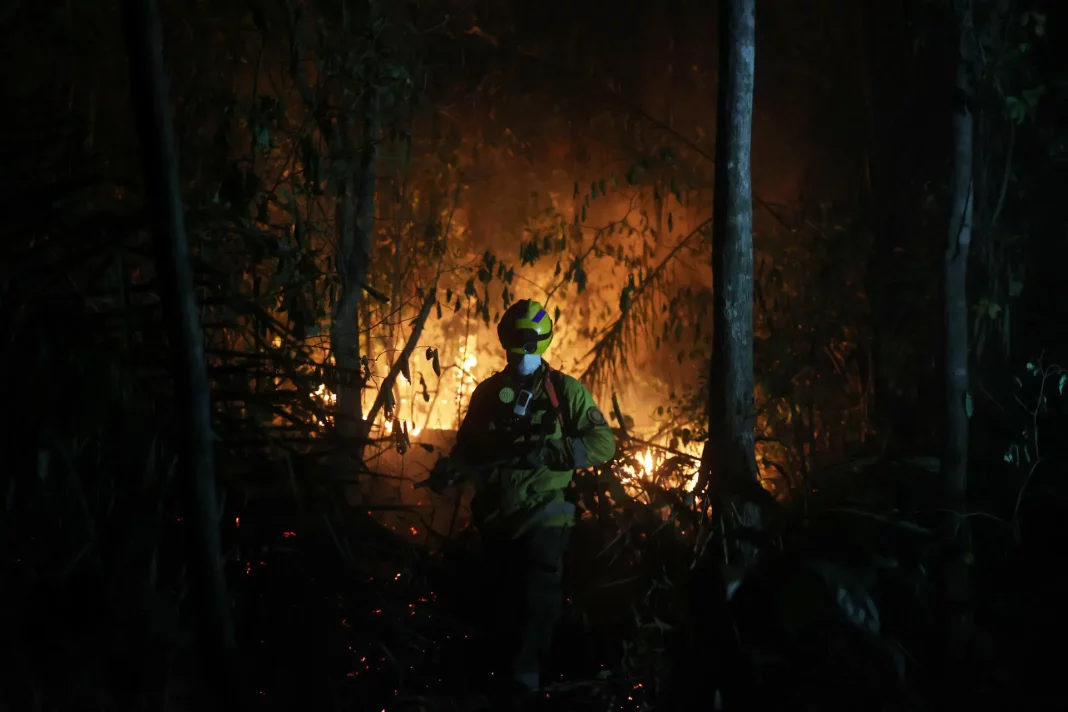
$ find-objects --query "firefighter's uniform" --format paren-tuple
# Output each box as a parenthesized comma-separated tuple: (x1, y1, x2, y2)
(428, 299, 616, 695)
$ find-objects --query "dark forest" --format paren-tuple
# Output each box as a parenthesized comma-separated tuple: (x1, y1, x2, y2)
(2, 0, 1067, 709)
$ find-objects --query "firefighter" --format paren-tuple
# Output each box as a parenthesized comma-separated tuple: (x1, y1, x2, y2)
(426, 298, 616, 700)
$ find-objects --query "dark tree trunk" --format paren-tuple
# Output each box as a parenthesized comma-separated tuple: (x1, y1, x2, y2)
(941, 0, 975, 667)
(692, 5, 760, 699)
(121, 0, 237, 704)
(333, 100, 381, 457)
(701, 0, 761, 527)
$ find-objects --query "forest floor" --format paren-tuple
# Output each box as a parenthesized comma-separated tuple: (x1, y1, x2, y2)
(217, 453, 1068, 712)
(6, 439, 1066, 711)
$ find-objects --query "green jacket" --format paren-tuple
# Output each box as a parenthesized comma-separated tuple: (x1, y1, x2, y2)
(450, 361, 616, 538)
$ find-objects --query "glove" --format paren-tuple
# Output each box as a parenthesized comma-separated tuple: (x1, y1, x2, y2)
(427, 457, 462, 493)
(518, 440, 572, 470)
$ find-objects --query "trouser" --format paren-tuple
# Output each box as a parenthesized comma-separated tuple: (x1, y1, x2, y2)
(483, 524, 572, 690)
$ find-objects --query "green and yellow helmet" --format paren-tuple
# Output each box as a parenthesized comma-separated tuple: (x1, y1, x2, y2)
(497, 299, 554, 355)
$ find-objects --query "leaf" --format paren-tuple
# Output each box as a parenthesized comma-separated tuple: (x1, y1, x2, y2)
(520, 240, 539, 265)
(1033, 14, 1047, 37)
(554, 306, 561, 323)
(431, 351, 441, 377)
(1006, 96, 1028, 125)
(1022, 85, 1047, 108)
(1059, 374, 1066, 395)
(1002, 305, 1011, 351)
(641, 617, 673, 632)
(898, 456, 939, 473)
(574, 266, 587, 294)
(464, 278, 477, 297)
(419, 373, 430, 402)
(425, 347, 434, 361)
(253, 124, 271, 151)
(965, 391, 973, 419)
(399, 356, 412, 384)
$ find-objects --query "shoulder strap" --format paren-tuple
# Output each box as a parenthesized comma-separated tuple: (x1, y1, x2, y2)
(542, 367, 574, 435)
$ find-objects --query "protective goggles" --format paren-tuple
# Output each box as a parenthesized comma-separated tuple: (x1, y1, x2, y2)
(503, 328, 552, 353)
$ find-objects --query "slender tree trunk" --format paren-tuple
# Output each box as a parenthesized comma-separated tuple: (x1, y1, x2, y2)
(121, 0, 237, 704)
(693, 6, 760, 698)
(333, 99, 381, 458)
(701, 0, 761, 529)
(941, 0, 975, 666)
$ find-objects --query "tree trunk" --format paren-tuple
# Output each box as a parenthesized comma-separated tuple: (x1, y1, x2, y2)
(121, 0, 237, 704)
(941, 0, 975, 666)
(332, 99, 381, 459)
(701, 0, 761, 530)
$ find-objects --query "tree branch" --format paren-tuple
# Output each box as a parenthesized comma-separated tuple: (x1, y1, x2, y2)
(364, 286, 439, 437)
(580, 215, 713, 390)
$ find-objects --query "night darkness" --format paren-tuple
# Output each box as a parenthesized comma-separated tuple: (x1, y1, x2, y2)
(2, 0, 1067, 710)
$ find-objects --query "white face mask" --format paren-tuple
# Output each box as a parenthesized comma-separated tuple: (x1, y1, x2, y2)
(515, 353, 542, 376)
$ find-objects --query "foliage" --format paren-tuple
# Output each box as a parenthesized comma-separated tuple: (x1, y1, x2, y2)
(1002, 356, 1066, 532)
(4, 0, 1068, 709)
(646, 201, 878, 501)
(969, 4, 1054, 363)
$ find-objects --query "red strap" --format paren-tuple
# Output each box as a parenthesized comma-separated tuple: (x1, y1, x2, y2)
(543, 369, 565, 426)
